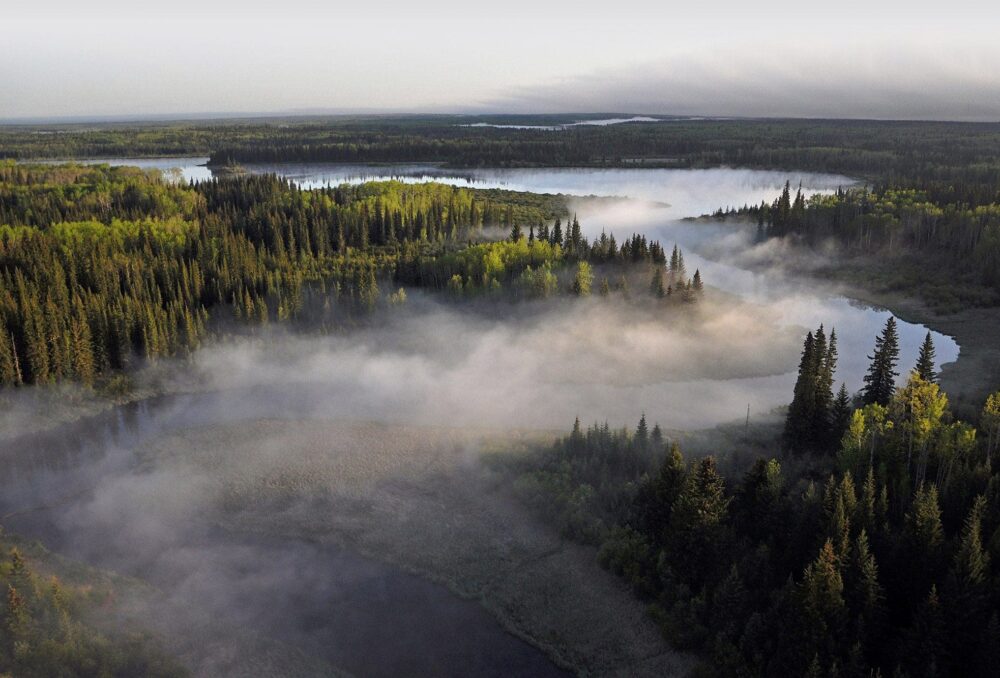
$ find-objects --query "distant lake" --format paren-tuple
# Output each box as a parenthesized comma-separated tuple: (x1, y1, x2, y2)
(85, 158, 957, 421)
(458, 116, 663, 130)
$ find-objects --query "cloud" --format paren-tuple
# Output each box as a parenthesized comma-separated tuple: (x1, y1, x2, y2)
(483, 42, 1000, 121)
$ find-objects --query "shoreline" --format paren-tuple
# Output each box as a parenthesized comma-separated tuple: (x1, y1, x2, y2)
(829, 283, 1000, 418)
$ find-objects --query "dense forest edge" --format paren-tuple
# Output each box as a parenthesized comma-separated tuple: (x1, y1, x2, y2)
(0, 161, 703, 390)
(713, 182, 1000, 311)
(506, 320, 1000, 677)
(709, 179, 1000, 413)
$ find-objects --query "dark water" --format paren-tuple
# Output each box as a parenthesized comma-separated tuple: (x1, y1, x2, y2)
(0, 392, 569, 678)
(2, 161, 963, 675)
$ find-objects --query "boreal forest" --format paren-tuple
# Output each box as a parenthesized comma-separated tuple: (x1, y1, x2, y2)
(0, 114, 998, 678)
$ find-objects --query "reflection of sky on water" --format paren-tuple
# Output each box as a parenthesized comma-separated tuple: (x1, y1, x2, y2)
(88, 159, 956, 422)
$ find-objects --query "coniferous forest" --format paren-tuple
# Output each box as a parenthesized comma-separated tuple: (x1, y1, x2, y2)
(0, 161, 700, 387)
(511, 320, 1000, 677)
(6, 0, 1000, 671)
(1, 115, 998, 678)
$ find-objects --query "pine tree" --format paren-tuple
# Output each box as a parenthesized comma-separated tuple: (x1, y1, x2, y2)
(812, 326, 834, 447)
(947, 495, 989, 594)
(848, 529, 885, 649)
(668, 456, 729, 585)
(0, 320, 22, 386)
(692, 269, 704, 296)
(510, 222, 523, 242)
(784, 330, 817, 452)
(569, 215, 582, 253)
(862, 317, 900, 406)
(632, 444, 686, 543)
(635, 414, 649, 448)
(551, 218, 563, 246)
(650, 266, 666, 298)
(906, 484, 944, 553)
(799, 540, 846, 662)
(915, 331, 937, 383)
(901, 586, 947, 677)
(831, 384, 852, 443)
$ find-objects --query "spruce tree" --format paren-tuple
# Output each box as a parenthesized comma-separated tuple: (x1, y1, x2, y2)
(848, 529, 885, 652)
(915, 331, 937, 383)
(862, 317, 900, 406)
(635, 414, 649, 448)
(812, 326, 835, 447)
(650, 266, 666, 298)
(784, 330, 817, 452)
(551, 218, 563, 246)
(831, 384, 852, 443)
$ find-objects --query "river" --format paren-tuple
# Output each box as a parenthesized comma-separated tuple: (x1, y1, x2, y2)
(1, 158, 961, 676)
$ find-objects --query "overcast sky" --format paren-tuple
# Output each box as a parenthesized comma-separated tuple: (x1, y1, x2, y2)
(3, 0, 999, 121)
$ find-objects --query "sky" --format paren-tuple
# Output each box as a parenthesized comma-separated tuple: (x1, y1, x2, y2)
(3, 0, 1000, 121)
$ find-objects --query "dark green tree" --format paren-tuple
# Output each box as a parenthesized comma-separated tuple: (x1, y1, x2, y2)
(862, 317, 900, 406)
(915, 331, 937, 383)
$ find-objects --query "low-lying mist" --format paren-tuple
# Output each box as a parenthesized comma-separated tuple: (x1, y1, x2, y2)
(153, 293, 800, 431)
(0, 167, 959, 677)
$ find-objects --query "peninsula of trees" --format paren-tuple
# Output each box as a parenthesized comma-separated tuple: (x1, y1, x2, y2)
(0, 162, 702, 387)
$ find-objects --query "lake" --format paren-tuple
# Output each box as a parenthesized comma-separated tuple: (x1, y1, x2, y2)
(1, 158, 960, 677)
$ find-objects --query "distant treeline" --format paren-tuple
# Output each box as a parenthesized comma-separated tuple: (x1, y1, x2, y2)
(0, 162, 700, 387)
(5, 117, 1000, 202)
(716, 182, 1000, 307)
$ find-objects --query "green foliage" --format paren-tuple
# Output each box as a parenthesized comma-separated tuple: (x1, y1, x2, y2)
(513, 367, 1000, 675)
(0, 540, 184, 677)
(785, 325, 840, 453)
(916, 331, 938, 383)
(1, 163, 689, 388)
(571, 261, 593, 297)
(863, 317, 901, 407)
(725, 185, 1000, 307)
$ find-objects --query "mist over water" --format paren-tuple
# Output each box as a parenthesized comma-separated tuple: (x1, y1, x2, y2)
(1, 161, 958, 677)
(85, 159, 955, 427)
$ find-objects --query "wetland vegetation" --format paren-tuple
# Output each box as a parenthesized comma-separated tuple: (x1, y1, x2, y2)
(1, 115, 998, 678)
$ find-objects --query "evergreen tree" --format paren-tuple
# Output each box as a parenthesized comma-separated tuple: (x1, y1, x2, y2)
(785, 330, 817, 451)
(946, 495, 990, 603)
(831, 383, 852, 443)
(668, 456, 729, 585)
(551, 218, 563, 246)
(812, 326, 834, 447)
(799, 540, 846, 665)
(635, 414, 649, 448)
(650, 266, 666, 298)
(915, 331, 937, 383)
(862, 317, 900, 406)
(848, 529, 885, 654)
